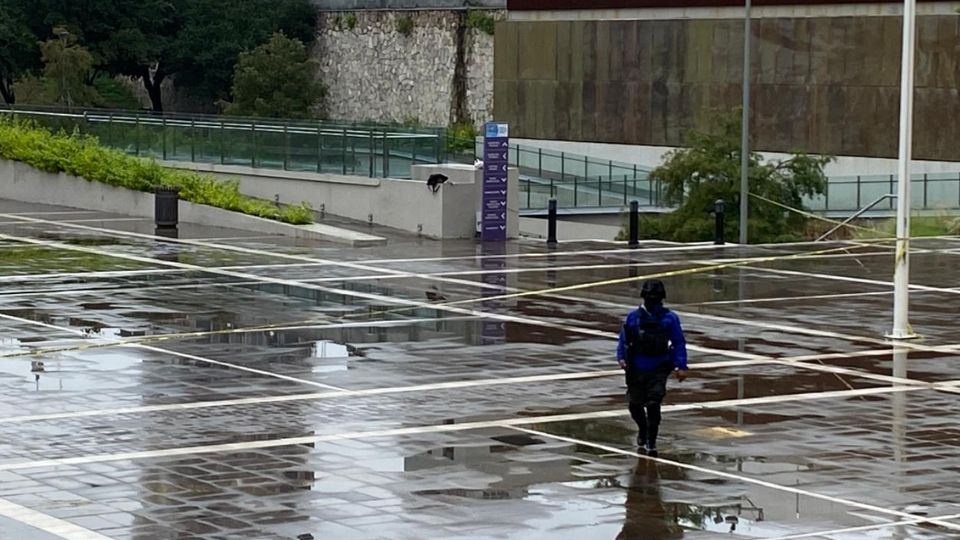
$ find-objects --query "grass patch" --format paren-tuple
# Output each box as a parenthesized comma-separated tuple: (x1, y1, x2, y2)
(0, 118, 313, 225)
(465, 10, 496, 36)
(854, 214, 960, 238)
(446, 122, 477, 154)
(0, 246, 148, 273)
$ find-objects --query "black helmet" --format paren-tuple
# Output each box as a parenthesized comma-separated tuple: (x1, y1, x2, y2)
(640, 279, 666, 301)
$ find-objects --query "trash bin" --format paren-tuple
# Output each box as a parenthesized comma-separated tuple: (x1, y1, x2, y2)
(155, 187, 180, 228)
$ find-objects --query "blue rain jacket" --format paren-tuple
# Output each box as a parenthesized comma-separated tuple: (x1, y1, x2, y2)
(616, 304, 688, 372)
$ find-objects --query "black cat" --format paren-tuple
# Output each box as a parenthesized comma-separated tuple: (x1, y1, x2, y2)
(426, 173, 449, 194)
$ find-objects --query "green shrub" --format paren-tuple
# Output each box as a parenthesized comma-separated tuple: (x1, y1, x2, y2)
(465, 10, 496, 36)
(447, 122, 477, 154)
(345, 13, 358, 30)
(280, 202, 314, 225)
(91, 76, 142, 110)
(396, 15, 414, 36)
(0, 118, 313, 225)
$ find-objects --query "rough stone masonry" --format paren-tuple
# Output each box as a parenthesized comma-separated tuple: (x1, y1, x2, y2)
(314, 10, 498, 128)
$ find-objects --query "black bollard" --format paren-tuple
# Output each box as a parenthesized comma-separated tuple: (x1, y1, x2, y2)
(547, 199, 558, 246)
(714, 199, 725, 245)
(628, 200, 639, 248)
(155, 187, 180, 230)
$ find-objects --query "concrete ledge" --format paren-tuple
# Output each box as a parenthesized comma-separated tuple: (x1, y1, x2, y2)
(178, 205, 386, 246)
(161, 161, 382, 187)
(156, 160, 512, 239)
(0, 159, 386, 247)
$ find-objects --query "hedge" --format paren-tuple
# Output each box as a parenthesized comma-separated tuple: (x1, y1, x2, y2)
(0, 118, 314, 225)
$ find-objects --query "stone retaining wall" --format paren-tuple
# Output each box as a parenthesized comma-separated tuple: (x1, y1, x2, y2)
(315, 10, 498, 128)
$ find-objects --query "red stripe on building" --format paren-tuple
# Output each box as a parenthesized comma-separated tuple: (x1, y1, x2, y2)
(509, 0, 940, 9)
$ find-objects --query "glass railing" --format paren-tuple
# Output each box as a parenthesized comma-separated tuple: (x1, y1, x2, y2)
(1, 106, 445, 179)
(804, 173, 960, 212)
(520, 172, 960, 212)
(447, 136, 651, 183)
(521, 173, 663, 210)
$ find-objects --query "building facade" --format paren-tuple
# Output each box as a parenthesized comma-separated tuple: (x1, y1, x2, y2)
(495, 0, 960, 160)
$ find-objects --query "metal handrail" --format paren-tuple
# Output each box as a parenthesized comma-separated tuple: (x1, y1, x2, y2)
(816, 193, 897, 241)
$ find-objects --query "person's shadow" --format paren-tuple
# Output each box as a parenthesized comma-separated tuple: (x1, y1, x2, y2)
(616, 458, 684, 540)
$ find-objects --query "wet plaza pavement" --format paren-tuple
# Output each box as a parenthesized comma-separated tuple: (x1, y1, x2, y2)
(0, 200, 959, 539)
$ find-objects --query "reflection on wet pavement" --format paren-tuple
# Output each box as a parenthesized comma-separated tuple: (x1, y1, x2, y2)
(0, 201, 959, 538)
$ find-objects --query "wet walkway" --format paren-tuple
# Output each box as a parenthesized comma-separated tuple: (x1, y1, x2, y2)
(0, 199, 959, 539)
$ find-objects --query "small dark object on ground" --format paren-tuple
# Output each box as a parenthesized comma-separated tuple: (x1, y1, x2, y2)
(427, 173, 449, 194)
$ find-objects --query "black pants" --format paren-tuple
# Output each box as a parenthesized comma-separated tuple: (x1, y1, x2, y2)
(625, 365, 672, 447)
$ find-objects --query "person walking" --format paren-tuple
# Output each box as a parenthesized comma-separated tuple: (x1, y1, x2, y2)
(617, 279, 688, 457)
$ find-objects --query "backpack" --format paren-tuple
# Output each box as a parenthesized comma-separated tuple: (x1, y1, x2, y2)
(624, 307, 670, 357)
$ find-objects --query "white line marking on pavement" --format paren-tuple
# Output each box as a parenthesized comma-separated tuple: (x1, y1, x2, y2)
(0, 215, 935, 353)
(541, 290, 960, 361)
(754, 266, 960, 295)
(0, 316, 480, 359)
(0, 268, 185, 283)
(0, 243, 902, 291)
(0, 357, 787, 425)
(0, 312, 346, 391)
(0, 231, 943, 391)
(764, 514, 960, 540)
(0, 497, 112, 540)
(510, 427, 960, 532)
(0, 384, 935, 470)
(0, 217, 145, 226)
(0, 228, 952, 392)
(358, 238, 895, 265)
(0, 213, 508, 293)
(679, 290, 895, 307)
(3, 211, 99, 216)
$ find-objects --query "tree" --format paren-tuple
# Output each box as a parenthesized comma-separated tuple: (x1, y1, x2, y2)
(164, 0, 317, 112)
(16, 0, 178, 110)
(13, 30, 101, 108)
(645, 112, 831, 243)
(0, 0, 40, 104)
(223, 33, 325, 118)
(14, 0, 316, 112)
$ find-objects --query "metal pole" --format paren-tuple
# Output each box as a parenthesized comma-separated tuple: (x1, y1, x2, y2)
(283, 123, 290, 170)
(739, 0, 752, 245)
(368, 131, 375, 177)
(923, 173, 928, 208)
(547, 199, 558, 246)
(715, 199, 726, 245)
(342, 128, 348, 175)
(628, 200, 639, 248)
(251, 122, 257, 168)
(317, 126, 323, 173)
(890, 0, 917, 340)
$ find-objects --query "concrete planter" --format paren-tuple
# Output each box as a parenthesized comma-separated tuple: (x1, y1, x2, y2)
(0, 159, 386, 247)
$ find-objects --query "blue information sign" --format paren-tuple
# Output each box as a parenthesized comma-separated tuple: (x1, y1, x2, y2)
(482, 122, 509, 242)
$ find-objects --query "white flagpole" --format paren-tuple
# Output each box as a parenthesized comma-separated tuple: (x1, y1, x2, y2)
(739, 0, 751, 245)
(890, 0, 917, 340)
